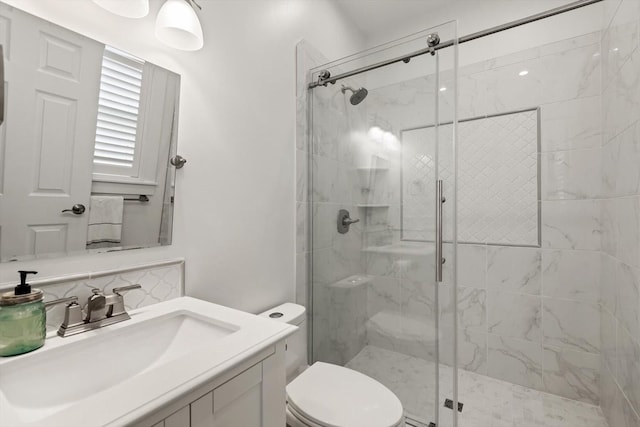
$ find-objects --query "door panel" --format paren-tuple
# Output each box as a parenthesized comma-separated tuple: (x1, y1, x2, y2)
(0, 6, 103, 260)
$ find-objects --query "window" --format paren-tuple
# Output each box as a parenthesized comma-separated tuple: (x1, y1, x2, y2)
(93, 46, 144, 177)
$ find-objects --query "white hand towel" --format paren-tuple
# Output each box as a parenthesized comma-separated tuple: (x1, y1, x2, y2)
(87, 196, 123, 244)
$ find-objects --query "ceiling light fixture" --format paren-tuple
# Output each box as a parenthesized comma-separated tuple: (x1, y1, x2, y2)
(92, 0, 149, 18)
(155, 0, 204, 51)
(519, 70, 529, 76)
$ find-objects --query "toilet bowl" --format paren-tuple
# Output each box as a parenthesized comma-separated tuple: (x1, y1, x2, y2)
(260, 303, 405, 427)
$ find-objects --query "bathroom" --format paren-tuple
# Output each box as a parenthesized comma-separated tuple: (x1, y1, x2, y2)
(0, 0, 637, 426)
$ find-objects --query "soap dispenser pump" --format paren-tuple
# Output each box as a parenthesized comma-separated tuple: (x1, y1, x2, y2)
(0, 271, 46, 356)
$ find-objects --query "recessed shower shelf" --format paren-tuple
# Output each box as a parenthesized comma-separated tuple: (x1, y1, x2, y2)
(357, 204, 390, 208)
(362, 243, 435, 256)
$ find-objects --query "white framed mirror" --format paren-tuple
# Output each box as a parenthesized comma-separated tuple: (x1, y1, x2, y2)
(0, 2, 181, 262)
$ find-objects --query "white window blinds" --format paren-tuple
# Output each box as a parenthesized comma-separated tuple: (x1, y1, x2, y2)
(93, 46, 144, 169)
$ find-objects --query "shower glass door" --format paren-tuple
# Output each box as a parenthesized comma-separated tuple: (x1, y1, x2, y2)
(308, 21, 458, 427)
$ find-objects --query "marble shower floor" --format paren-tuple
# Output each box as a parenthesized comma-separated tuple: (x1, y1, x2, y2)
(346, 346, 609, 427)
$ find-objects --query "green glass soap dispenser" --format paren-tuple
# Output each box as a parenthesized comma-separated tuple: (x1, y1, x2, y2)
(0, 271, 45, 357)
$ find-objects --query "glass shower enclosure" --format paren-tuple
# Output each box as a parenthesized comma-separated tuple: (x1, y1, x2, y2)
(307, 21, 459, 427)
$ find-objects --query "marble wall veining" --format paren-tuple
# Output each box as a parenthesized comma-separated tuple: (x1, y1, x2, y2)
(358, 32, 604, 406)
(600, 0, 640, 425)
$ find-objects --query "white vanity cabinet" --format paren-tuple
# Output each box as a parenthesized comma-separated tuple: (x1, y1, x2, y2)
(137, 342, 286, 427)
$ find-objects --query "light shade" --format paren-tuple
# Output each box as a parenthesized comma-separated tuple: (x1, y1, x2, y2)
(155, 0, 204, 51)
(92, 0, 149, 18)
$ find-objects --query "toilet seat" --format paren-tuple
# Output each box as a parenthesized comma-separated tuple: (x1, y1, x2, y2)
(286, 362, 404, 427)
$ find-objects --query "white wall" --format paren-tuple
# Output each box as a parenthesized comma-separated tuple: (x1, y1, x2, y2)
(0, 0, 364, 313)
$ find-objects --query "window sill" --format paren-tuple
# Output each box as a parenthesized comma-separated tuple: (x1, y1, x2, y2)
(92, 179, 157, 196)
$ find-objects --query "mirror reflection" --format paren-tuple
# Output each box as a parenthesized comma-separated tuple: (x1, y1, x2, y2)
(0, 2, 180, 262)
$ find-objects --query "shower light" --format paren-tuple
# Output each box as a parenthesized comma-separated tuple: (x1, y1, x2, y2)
(92, 0, 149, 18)
(155, 0, 204, 51)
(367, 126, 384, 142)
(519, 70, 529, 76)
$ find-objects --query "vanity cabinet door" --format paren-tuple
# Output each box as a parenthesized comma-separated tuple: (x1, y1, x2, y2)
(212, 382, 262, 427)
(189, 363, 262, 427)
(164, 406, 190, 427)
(190, 392, 214, 427)
(137, 346, 286, 427)
(212, 363, 262, 427)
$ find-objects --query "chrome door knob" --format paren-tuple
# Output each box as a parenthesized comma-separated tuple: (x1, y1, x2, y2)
(61, 204, 86, 215)
(170, 155, 187, 169)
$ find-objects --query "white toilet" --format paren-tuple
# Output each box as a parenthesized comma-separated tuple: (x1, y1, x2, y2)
(260, 303, 405, 427)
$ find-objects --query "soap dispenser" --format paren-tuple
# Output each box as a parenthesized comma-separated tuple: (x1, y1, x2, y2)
(0, 271, 45, 356)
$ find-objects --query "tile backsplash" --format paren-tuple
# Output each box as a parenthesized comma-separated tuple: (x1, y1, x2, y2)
(0, 259, 184, 333)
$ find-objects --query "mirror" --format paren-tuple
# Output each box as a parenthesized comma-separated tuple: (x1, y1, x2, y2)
(0, 2, 181, 262)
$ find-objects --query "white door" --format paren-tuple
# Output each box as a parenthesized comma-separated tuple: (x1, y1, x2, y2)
(0, 5, 103, 261)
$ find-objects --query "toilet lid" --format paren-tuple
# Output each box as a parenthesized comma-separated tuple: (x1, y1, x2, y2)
(286, 362, 404, 427)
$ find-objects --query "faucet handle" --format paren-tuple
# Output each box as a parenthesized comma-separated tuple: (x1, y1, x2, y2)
(113, 284, 142, 295)
(45, 297, 84, 336)
(108, 284, 141, 318)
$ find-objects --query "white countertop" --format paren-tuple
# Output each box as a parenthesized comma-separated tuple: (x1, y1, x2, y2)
(0, 297, 297, 427)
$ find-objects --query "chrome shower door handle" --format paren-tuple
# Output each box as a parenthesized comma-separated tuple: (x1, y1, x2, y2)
(435, 180, 445, 282)
(0, 45, 4, 126)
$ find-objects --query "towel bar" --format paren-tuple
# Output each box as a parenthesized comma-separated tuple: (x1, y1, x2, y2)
(124, 195, 149, 202)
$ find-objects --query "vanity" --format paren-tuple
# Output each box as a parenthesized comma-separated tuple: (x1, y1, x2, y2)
(0, 297, 296, 427)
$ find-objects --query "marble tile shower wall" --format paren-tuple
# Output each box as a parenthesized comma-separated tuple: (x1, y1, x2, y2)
(295, 41, 371, 365)
(600, 0, 640, 425)
(363, 32, 604, 405)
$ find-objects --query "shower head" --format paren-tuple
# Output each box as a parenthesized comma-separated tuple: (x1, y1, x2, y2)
(341, 85, 368, 105)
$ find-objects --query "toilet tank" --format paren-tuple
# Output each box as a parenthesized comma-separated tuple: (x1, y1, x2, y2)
(259, 303, 307, 382)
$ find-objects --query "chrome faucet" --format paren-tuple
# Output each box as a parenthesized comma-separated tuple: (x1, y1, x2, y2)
(46, 284, 142, 337)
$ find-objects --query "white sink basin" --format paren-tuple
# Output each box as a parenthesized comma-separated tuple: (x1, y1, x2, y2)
(0, 297, 296, 427)
(0, 311, 238, 423)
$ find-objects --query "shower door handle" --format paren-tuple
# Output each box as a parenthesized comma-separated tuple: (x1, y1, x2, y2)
(435, 180, 445, 282)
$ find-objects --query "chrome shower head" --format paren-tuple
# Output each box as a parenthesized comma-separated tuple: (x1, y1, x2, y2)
(341, 85, 368, 105)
